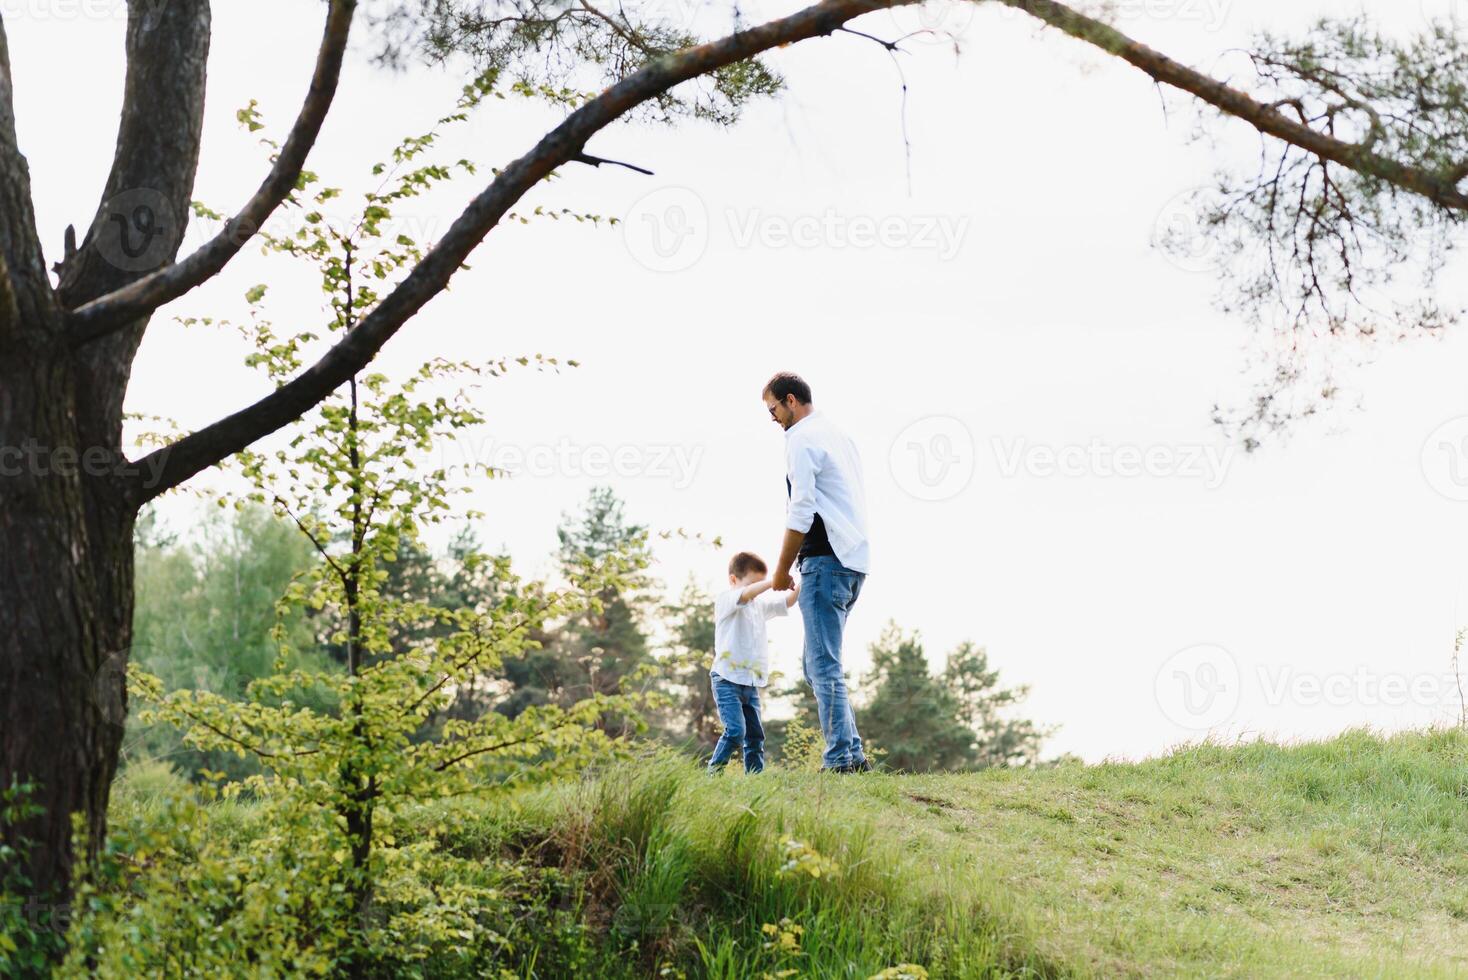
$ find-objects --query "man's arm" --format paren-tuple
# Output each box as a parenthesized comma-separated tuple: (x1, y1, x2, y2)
(777, 435, 819, 590)
(773, 528, 804, 592)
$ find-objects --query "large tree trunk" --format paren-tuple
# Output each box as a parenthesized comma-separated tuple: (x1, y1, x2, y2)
(0, 346, 136, 925)
(0, 0, 210, 935)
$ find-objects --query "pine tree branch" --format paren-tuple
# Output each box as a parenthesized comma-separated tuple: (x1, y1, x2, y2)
(998, 0, 1468, 211)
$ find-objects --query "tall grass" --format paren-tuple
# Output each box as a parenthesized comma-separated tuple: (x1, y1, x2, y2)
(104, 727, 1468, 978)
(494, 754, 1064, 978)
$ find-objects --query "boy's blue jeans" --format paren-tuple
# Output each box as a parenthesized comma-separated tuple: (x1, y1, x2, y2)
(708, 672, 765, 773)
(798, 554, 867, 770)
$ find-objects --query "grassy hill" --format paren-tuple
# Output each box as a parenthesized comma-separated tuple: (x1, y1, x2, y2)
(456, 727, 1468, 978)
(103, 728, 1468, 978)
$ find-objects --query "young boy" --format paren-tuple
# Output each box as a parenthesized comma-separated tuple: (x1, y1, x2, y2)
(709, 551, 799, 773)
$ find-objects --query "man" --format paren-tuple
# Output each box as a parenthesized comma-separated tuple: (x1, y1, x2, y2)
(763, 371, 872, 774)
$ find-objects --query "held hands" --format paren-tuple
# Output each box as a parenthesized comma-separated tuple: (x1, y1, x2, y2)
(773, 568, 795, 592)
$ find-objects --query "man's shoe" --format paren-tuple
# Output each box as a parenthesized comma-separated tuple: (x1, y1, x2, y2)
(821, 759, 872, 774)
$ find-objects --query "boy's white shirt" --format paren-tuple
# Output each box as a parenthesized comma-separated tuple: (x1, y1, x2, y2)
(712, 585, 791, 687)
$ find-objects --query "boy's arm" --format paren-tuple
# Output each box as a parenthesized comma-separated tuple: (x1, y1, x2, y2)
(739, 579, 774, 604)
(785, 581, 801, 608)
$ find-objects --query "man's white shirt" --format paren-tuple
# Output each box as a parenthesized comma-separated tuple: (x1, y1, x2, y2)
(785, 410, 871, 573)
(712, 587, 790, 687)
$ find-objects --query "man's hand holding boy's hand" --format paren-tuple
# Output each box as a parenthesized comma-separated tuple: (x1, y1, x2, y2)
(772, 568, 794, 591)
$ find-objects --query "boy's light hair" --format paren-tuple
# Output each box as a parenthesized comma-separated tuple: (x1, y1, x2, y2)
(728, 551, 768, 579)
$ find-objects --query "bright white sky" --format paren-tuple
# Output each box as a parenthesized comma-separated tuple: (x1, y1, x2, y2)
(12, 0, 1468, 762)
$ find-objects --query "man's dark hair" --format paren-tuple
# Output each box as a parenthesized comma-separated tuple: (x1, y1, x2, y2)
(763, 371, 812, 406)
(728, 551, 768, 579)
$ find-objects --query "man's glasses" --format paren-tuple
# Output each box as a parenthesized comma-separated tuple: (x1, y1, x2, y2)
(768, 402, 782, 418)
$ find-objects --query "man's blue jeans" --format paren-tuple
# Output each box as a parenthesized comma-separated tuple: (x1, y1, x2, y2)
(798, 554, 866, 769)
(708, 672, 765, 773)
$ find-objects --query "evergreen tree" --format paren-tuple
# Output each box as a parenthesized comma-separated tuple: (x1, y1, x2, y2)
(315, 525, 518, 724)
(499, 487, 654, 736)
(860, 623, 1052, 773)
(860, 625, 976, 773)
(661, 579, 719, 749)
(944, 641, 1051, 770)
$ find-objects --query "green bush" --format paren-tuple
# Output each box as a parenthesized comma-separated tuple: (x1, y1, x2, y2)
(65, 783, 610, 978)
(0, 780, 67, 976)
